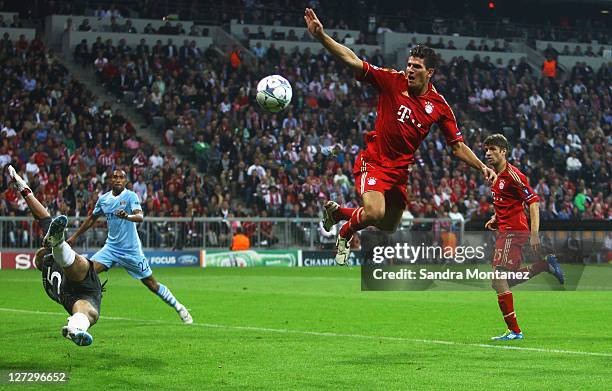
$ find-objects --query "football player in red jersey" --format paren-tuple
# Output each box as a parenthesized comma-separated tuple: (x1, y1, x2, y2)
(304, 8, 497, 264)
(483, 134, 564, 341)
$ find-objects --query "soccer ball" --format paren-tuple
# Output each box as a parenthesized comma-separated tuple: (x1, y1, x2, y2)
(256, 75, 292, 112)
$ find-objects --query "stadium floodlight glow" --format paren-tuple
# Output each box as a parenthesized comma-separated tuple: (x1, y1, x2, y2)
(602, 10, 609, 14)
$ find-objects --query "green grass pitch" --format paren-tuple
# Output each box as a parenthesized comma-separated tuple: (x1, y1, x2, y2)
(0, 267, 611, 390)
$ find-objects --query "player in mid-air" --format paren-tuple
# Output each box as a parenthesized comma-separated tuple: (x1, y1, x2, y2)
(8, 165, 101, 346)
(66, 169, 193, 323)
(483, 134, 564, 341)
(304, 8, 497, 264)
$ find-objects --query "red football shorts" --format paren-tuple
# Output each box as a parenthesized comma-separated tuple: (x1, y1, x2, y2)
(353, 152, 409, 209)
(492, 231, 529, 271)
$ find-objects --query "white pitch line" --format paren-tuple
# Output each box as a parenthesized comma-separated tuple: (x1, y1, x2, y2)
(1, 307, 611, 358)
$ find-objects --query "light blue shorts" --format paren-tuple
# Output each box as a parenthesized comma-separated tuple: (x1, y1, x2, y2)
(91, 245, 152, 280)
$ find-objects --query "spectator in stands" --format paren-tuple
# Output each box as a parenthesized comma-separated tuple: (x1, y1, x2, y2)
(78, 19, 92, 32)
(372, 49, 384, 66)
(189, 25, 201, 37)
(74, 39, 89, 67)
(585, 45, 596, 57)
(407, 37, 418, 50)
(465, 39, 477, 50)
(254, 26, 266, 39)
(107, 16, 122, 32)
(511, 143, 526, 163)
(287, 29, 298, 41)
(10, 14, 24, 28)
(0, 15, 6, 27)
(573, 45, 583, 56)
(542, 54, 558, 79)
(543, 43, 558, 59)
(125, 19, 137, 33)
(447, 40, 457, 50)
(557, 45, 569, 55)
(566, 152, 582, 179)
(64, 17, 75, 33)
(432, 37, 445, 49)
(164, 38, 178, 57)
(478, 39, 489, 51)
(94, 5, 109, 18)
(230, 227, 250, 250)
(376, 21, 392, 34)
(252, 41, 266, 59)
(143, 23, 156, 34)
(135, 38, 149, 57)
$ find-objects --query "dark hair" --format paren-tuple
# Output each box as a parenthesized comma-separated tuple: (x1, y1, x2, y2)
(409, 44, 438, 69)
(483, 134, 510, 153)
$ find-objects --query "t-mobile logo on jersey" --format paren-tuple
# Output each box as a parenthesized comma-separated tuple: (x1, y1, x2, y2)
(397, 104, 424, 128)
(396, 105, 412, 123)
(491, 190, 503, 202)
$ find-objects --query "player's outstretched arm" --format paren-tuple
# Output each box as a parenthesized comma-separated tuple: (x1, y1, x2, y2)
(304, 8, 363, 72)
(450, 142, 497, 183)
(66, 213, 99, 246)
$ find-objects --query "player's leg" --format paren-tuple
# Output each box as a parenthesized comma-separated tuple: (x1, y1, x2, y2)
(322, 201, 358, 232)
(89, 245, 116, 274)
(335, 191, 386, 265)
(507, 254, 565, 287)
(119, 253, 193, 323)
(491, 276, 523, 339)
(139, 274, 192, 323)
(322, 153, 367, 231)
(43, 215, 92, 281)
(62, 299, 98, 346)
(375, 189, 407, 232)
(8, 164, 50, 219)
(490, 233, 524, 340)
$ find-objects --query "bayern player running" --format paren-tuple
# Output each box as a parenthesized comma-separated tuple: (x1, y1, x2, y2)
(483, 134, 564, 341)
(304, 8, 497, 264)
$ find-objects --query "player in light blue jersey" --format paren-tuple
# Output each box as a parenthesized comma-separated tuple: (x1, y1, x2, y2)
(67, 170, 192, 323)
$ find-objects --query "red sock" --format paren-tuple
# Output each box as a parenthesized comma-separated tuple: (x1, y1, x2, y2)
(332, 207, 356, 221)
(497, 291, 521, 333)
(339, 207, 368, 239)
(508, 261, 549, 287)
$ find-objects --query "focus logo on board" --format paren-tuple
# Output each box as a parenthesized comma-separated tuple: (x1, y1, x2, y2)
(149, 256, 177, 265)
(177, 255, 198, 265)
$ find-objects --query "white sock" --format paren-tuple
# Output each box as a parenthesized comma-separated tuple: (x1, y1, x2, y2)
(52, 241, 75, 268)
(67, 312, 90, 331)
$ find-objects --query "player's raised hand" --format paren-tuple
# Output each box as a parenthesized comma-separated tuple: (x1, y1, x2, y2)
(115, 209, 129, 220)
(482, 166, 497, 184)
(304, 8, 324, 39)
